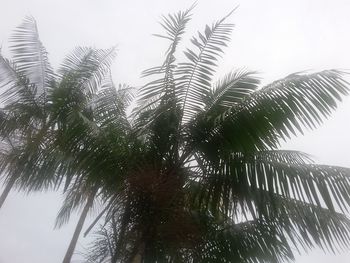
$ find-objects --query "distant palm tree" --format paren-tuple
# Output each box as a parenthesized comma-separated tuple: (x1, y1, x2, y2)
(0, 16, 54, 208)
(2, 7, 350, 263)
(0, 17, 123, 263)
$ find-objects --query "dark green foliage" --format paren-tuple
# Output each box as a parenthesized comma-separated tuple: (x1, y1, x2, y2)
(1, 8, 350, 263)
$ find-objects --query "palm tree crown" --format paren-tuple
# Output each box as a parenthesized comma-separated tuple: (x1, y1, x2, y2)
(1, 7, 350, 263)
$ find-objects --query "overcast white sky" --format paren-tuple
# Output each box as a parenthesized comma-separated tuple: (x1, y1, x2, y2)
(1, 0, 350, 262)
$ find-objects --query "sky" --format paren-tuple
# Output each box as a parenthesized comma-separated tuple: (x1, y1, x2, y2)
(1, 0, 350, 262)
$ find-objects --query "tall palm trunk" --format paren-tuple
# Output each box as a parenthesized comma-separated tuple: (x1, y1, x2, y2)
(62, 189, 96, 263)
(0, 176, 17, 209)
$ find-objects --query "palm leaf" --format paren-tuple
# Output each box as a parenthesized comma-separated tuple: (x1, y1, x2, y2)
(91, 78, 134, 129)
(197, 197, 350, 263)
(204, 69, 260, 113)
(55, 177, 90, 228)
(176, 9, 236, 123)
(210, 70, 349, 151)
(58, 46, 116, 97)
(190, 150, 350, 218)
(197, 215, 294, 263)
(10, 16, 54, 97)
(133, 7, 193, 132)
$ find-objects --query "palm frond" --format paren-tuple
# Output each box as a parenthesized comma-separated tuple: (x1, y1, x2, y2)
(210, 70, 349, 151)
(176, 10, 235, 122)
(58, 46, 116, 97)
(139, 6, 193, 98)
(197, 215, 294, 263)
(91, 78, 134, 130)
(190, 150, 350, 218)
(197, 196, 350, 263)
(257, 193, 350, 253)
(0, 52, 47, 142)
(133, 7, 193, 132)
(0, 55, 21, 95)
(204, 69, 260, 113)
(10, 16, 54, 96)
(0, 55, 36, 106)
(55, 178, 90, 228)
(84, 225, 114, 263)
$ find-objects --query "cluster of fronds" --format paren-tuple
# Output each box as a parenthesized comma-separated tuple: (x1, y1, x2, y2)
(1, 7, 350, 263)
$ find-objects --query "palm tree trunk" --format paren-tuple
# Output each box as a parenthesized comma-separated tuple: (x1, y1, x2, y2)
(0, 176, 16, 209)
(62, 189, 96, 263)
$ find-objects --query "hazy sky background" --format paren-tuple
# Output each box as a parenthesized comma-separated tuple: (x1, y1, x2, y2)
(1, 0, 350, 262)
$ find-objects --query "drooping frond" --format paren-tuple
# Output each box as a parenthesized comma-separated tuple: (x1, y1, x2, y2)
(257, 194, 350, 253)
(0, 56, 36, 107)
(197, 215, 295, 263)
(202, 70, 349, 152)
(196, 196, 350, 263)
(204, 69, 260, 113)
(190, 150, 350, 218)
(55, 178, 93, 228)
(0, 56, 21, 97)
(0, 130, 57, 192)
(187, 148, 350, 260)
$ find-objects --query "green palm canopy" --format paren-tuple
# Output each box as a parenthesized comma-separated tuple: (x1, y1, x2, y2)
(1, 7, 350, 263)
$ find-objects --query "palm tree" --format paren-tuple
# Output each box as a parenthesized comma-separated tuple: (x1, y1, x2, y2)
(0, 16, 54, 208)
(49, 46, 121, 263)
(2, 7, 350, 263)
(50, 67, 133, 263)
(83, 8, 350, 263)
(0, 18, 123, 263)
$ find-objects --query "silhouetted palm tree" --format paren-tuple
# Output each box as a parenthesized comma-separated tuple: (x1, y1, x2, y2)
(84, 8, 350, 263)
(2, 7, 350, 263)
